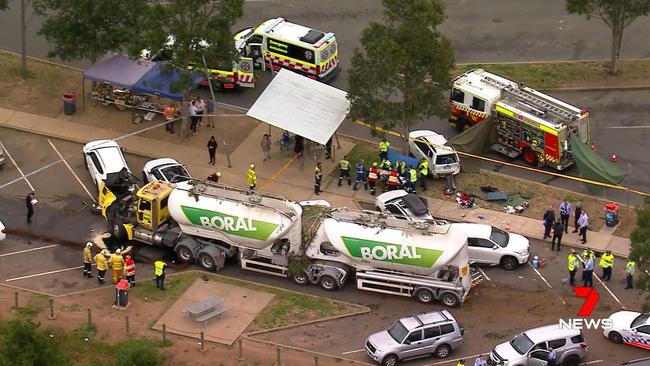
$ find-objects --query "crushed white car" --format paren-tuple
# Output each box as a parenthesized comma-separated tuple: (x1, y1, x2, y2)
(83, 140, 131, 188)
(408, 130, 461, 177)
(142, 158, 191, 184)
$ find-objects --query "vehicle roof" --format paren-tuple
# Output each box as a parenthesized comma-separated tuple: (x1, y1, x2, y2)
(402, 193, 429, 216)
(453, 69, 512, 102)
(256, 18, 332, 48)
(83, 139, 118, 152)
(524, 324, 580, 343)
(376, 190, 409, 205)
(401, 310, 453, 330)
(143, 158, 181, 172)
(409, 130, 456, 156)
(452, 223, 492, 239)
(85, 141, 129, 174)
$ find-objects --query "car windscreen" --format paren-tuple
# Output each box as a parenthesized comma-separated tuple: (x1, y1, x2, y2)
(387, 321, 409, 344)
(490, 226, 509, 247)
(510, 333, 534, 355)
(632, 313, 650, 328)
(161, 165, 190, 183)
(435, 154, 457, 165)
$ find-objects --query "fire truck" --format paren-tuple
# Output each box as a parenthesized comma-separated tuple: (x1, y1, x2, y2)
(449, 69, 591, 170)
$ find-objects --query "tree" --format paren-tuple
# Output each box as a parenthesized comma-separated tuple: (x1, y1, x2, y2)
(115, 340, 164, 366)
(347, 0, 455, 146)
(630, 200, 650, 292)
(0, 319, 71, 366)
(33, 0, 149, 63)
(566, 0, 650, 75)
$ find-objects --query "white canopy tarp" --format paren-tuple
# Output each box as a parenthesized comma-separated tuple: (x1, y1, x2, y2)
(246, 69, 349, 145)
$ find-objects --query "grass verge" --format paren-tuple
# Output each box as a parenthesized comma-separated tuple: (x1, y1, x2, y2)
(130, 271, 365, 331)
(330, 142, 380, 178)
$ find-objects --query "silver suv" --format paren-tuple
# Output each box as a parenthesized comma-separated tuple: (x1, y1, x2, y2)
(365, 310, 463, 366)
(489, 324, 588, 366)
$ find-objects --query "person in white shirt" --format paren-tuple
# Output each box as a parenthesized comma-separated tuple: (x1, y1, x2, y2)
(474, 355, 487, 366)
(188, 100, 198, 135)
(195, 97, 206, 126)
(577, 211, 589, 244)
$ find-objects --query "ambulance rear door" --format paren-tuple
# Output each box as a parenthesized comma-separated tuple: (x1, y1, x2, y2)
(236, 58, 255, 88)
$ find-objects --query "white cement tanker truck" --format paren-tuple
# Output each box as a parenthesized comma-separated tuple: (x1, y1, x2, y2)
(99, 179, 473, 306)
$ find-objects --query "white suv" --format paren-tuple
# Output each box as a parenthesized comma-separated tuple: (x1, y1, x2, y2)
(408, 130, 460, 177)
(452, 223, 530, 270)
(83, 140, 131, 188)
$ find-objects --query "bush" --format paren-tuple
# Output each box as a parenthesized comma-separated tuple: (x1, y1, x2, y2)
(0, 319, 72, 366)
(114, 340, 164, 366)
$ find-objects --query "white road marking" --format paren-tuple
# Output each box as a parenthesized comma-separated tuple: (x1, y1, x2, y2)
(580, 361, 603, 365)
(529, 263, 567, 305)
(0, 244, 59, 257)
(341, 349, 364, 355)
(5, 265, 87, 282)
(476, 266, 491, 282)
(0, 141, 34, 191)
(426, 353, 485, 365)
(626, 356, 650, 364)
(0, 158, 64, 190)
(606, 125, 650, 129)
(47, 139, 96, 201)
(576, 256, 625, 310)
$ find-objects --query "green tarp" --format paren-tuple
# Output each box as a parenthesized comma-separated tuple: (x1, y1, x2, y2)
(569, 134, 626, 194)
(447, 118, 496, 173)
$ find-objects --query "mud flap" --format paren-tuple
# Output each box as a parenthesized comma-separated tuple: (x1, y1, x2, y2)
(470, 266, 484, 287)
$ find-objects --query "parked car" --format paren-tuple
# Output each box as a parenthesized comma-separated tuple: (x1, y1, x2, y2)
(452, 223, 530, 270)
(375, 191, 530, 270)
(408, 130, 460, 178)
(0, 142, 5, 168)
(0, 219, 5, 241)
(365, 310, 464, 366)
(490, 324, 588, 366)
(83, 140, 132, 188)
(604, 311, 650, 350)
(142, 158, 191, 183)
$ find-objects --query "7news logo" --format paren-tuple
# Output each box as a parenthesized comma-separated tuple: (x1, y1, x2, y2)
(558, 287, 613, 330)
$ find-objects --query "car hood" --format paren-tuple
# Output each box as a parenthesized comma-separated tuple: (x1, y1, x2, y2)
(506, 233, 530, 252)
(367, 330, 400, 350)
(493, 341, 521, 362)
(608, 311, 640, 329)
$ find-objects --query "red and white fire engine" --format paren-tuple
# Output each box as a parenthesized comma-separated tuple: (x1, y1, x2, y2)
(449, 69, 591, 171)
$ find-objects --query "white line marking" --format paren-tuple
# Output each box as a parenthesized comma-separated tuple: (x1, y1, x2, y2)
(5, 265, 85, 282)
(577, 256, 625, 310)
(0, 141, 34, 191)
(426, 353, 484, 365)
(0, 158, 64, 190)
(0, 244, 60, 257)
(529, 263, 567, 305)
(626, 356, 650, 364)
(47, 139, 96, 201)
(580, 361, 603, 365)
(606, 126, 650, 129)
(477, 266, 491, 282)
(341, 349, 364, 355)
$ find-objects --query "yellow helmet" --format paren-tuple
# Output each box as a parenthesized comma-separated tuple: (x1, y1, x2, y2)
(249, 164, 255, 169)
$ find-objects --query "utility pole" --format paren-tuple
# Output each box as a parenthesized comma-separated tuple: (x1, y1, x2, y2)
(20, 0, 29, 78)
(201, 55, 232, 167)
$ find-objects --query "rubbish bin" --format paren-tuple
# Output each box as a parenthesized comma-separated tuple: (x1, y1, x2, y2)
(63, 92, 76, 115)
(114, 278, 130, 308)
(604, 202, 620, 227)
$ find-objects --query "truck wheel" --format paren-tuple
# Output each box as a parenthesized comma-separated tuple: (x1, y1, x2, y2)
(109, 219, 127, 241)
(522, 148, 538, 166)
(500, 256, 518, 270)
(198, 252, 216, 271)
(440, 291, 460, 308)
(292, 272, 309, 285)
(175, 244, 195, 263)
(608, 331, 623, 344)
(319, 275, 339, 291)
(434, 344, 452, 358)
(414, 288, 434, 304)
(381, 354, 399, 366)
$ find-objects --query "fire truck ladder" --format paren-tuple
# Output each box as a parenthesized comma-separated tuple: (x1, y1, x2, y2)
(481, 75, 576, 121)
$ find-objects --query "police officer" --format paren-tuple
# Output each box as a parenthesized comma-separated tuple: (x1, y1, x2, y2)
(379, 159, 392, 183)
(94, 249, 109, 285)
(378, 138, 390, 161)
(82, 242, 93, 278)
(397, 160, 407, 178)
(314, 162, 323, 195)
(408, 165, 418, 193)
(247, 164, 257, 190)
(368, 162, 378, 196)
(353, 160, 367, 191)
(338, 155, 351, 186)
(154, 259, 167, 290)
(456, 359, 465, 366)
(583, 255, 594, 288)
(581, 249, 594, 281)
(599, 250, 614, 281)
(551, 218, 563, 251)
(418, 158, 428, 191)
(567, 250, 578, 286)
(625, 259, 636, 289)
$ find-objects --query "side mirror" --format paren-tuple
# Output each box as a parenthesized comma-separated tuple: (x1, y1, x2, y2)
(493, 245, 499, 250)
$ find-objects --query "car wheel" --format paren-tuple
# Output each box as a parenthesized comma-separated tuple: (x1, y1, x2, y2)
(318, 275, 339, 291)
(608, 331, 623, 344)
(292, 272, 309, 285)
(414, 288, 434, 304)
(381, 354, 399, 366)
(434, 344, 452, 359)
(501, 256, 518, 270)
(440, 291, 460, 307)
(562, 355, 580, 366)
(175, 244, 195, 263)
(197, 252, 216, 271)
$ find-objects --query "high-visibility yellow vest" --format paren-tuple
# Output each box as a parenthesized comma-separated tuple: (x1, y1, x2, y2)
(626, 260, 635, 275)
(94, 253, 107, 271)
(409, 169, 418, 183)
(599, 253, 614, 269)
(582, 249, 594, 261)
(568, 254, 577, 271)
(247, 169, 256, 185)
(83, 247, 92, 263)
(315, 167, 322, 179)
(339, 159, 350, 170)
(154, 261, 165, 276)
(419, 160, 429, 175)
(379, 141, 389, 152)
(399, 161, 406, 175)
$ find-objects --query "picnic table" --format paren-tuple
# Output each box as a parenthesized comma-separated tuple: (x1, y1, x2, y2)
(183, 296, 227, 325)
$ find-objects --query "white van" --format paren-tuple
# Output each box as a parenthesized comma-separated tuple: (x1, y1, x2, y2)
(408, 130, 460, 177)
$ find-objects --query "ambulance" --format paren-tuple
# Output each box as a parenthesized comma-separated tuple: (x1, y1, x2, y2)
(234, 18, 340, 82)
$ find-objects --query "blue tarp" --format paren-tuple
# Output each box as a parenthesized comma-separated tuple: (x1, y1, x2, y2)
(131, 62, 202, 101)
(387, 148, 419, 168)
(84, 54, 156, 88)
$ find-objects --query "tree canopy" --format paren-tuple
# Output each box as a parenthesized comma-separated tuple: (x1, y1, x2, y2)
(347, 0, 455, 141)
(0, 319, 71, 366)
(566, 0, 650, 75)
(630, 201, 650, 291)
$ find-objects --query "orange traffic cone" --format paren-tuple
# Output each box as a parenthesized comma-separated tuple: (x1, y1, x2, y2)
(610, 153, 617, 162)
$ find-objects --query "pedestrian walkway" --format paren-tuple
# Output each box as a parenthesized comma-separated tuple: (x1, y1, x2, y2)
(0, 106, 632, 258)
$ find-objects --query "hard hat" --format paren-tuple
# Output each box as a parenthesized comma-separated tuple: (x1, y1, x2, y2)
(116, 248, 121, 254)
(102, 249, 109, 255)
(372, 162, 378, 167)
(250, 164, 255, 169)
(86, 241, 93, 247)
(216, 172, 221, 177)
(533, 255, 539, 260)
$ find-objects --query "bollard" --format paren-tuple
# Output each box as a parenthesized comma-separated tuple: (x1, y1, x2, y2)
(162, 324, 166, 343)
(125, 316, 130, 335)
(48, 298, 56, 320)
(14, 291, 18, 309)
(314, 356, 319, 366)
(237, 339, 243, 361)
(276, 346, 281, 366)
(87, 308, 92, 327)
(200, 332, 205, 352)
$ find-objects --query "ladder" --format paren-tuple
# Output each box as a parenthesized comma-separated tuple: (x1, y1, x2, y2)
(481, 75, 577, 121)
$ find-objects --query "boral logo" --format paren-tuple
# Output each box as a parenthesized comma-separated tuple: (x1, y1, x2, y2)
(341, 236, 443, 267)
(181, 206, 279, 241)
(558, 287, 613, 330)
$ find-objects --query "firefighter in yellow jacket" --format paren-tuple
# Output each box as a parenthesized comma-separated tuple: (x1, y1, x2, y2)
(82, 241, 93, 278)
(94, 249, 109, 285)
(110, 249, 125, 284)
(247, 164, 257, 190)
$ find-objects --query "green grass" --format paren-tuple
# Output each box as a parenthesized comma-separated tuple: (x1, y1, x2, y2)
(330, 142, 380, 177)
(130, 272, 201, 304)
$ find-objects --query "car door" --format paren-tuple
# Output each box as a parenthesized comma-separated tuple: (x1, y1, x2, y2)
(547, 338, 567, 361)
(400, 330, 425, 359)
(467, 237, 499, 264)
(631, 325, 650, 348)
(422, 326, 442, 354)
(86, 151, 104, 185)
(527, 349, 549, 366)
